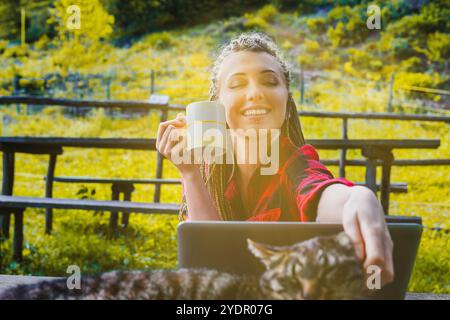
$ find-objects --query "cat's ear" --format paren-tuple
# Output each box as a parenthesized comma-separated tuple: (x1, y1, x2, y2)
(335, 232, 354, 250)
(247, 239, 283, 269)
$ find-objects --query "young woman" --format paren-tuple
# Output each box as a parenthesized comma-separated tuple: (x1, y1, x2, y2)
(156, 32, 394, 287)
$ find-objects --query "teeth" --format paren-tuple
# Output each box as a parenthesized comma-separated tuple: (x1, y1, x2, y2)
(243, 109, 268, 116)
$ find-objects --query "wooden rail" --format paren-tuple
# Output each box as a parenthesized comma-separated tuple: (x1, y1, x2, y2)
(1, 96, 449, 122)
(2, 95, 448, 179)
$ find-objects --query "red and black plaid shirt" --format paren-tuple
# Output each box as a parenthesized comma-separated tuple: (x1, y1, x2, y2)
(180, 136, 354, 222)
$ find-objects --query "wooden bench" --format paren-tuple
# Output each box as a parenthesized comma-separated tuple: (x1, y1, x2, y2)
(0, 195, 421, 263)
(45, 177, 182, 228)
(0, 195, 179, 262)
(43, 176, 407, 228)
(1, 137, 438, 238)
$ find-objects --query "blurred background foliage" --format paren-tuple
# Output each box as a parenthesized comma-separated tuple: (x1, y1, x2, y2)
(0, 0, 448, 108)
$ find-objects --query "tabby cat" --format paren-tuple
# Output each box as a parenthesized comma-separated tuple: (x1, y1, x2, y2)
(0, 232, 364, 300)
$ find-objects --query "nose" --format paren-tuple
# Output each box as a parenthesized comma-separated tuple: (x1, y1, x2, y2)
(303, 290, 319, 300)
(246, 81, 264, 102)
(302, 284, 320, 300)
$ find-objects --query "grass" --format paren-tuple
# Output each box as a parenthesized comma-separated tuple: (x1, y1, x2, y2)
(0, 107, 448, 293)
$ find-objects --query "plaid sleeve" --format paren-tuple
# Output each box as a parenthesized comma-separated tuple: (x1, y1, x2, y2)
(295, 144, 354, 222)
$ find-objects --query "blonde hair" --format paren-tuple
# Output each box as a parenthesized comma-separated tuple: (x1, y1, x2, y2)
(179, 32, 305, 222)
(209, 32, 292, 100)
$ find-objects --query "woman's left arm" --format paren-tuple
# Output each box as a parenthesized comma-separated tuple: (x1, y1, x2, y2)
(316, 184, 394, 288)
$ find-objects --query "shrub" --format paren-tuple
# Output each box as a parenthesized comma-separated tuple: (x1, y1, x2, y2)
(306, 17, 327, 33)
(0, 40, 8, 55)
(325, 5, 370, 48)
(34, 35, 51, 51)
(391, 37, 415, 60)
(244, 13, 269, 31)
(145, 32, 174, 50)
(257, 4, 278, 22)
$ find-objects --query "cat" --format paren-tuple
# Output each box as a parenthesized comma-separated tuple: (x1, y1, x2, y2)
(0, 232, 364, 300)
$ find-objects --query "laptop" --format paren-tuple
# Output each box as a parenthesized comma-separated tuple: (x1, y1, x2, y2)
(178, 221, 422, 300)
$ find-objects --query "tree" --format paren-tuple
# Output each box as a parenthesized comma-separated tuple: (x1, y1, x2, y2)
(48, 0, 114, 45)
(47, 0, 114, 72)
(0, 0, 20, 41)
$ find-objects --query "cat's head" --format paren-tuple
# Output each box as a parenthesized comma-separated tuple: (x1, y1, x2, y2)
(247, 232, 365, 300)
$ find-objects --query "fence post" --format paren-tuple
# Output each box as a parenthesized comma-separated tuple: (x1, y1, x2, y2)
(380, 151, 394, 215)
(121, 183, 135, 228)
(387, 73, 395, 112)
(13, 74, 20, 95)
(13, 74, 20, 113)
(12, 208, 24, 262)
(150, 69, 155, 95)
(20, 8, 26, 46)
(105, 78, 111, 100)
(2, 114, 13, 135)
(84, 78, 89, 99)
(299, 66, 305, 105)
(0, 151, 15, 239)
(109, 184, 120, 233)
(73, 73, 79, 116)
(104, 74, 114, 118)
(73, 73, 79, 98)
(45, 153, 58, 235)
(339, 117, 348, 178)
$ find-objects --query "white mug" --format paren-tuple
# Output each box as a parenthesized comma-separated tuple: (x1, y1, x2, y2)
(186, 101, 228, 161)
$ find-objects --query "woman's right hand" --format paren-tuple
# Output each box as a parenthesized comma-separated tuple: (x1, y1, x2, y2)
(156, 113, 199, 176)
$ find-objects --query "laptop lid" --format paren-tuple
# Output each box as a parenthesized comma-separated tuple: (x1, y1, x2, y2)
(177, 222, 422, 299)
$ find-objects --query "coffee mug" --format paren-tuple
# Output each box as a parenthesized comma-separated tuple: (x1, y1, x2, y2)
(186, 101, 228, 160)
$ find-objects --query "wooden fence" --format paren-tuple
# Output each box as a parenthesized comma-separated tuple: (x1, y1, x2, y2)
(1, 95, 449, 180)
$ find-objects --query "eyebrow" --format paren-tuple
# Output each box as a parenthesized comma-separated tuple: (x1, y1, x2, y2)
(228, 69, 279, 79)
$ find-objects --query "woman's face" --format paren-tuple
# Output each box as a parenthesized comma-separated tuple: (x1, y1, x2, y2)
(217, 51, 288, 131)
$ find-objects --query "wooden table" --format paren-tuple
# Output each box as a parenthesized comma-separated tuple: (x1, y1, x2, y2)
(310, 139, 441, 215)
(0, 137, 158, 237)
(0, 137, 440, 236)
(0, 275, 448, 300)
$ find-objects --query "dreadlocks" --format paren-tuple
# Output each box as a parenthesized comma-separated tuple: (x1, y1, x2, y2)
(179, 32, 306, 221)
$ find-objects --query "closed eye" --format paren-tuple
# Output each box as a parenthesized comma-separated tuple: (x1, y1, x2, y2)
(263, 77, 279, 86)
(229, 81, 245, 89)
(228, 77, 279, 89)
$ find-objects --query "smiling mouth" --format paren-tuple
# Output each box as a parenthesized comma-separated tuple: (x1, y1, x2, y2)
(240, 108, 271, 117)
